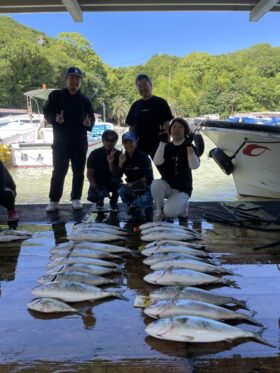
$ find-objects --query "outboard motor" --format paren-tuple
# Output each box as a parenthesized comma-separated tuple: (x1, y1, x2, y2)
(209, 148, 234, 175)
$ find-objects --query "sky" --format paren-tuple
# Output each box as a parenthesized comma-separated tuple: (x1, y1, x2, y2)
(7, 11, 280, 67)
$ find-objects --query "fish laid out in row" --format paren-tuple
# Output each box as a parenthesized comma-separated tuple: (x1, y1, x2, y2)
(28, 223, 130, 314)
(136, 229, 273, 347)
(68, 222, 129, 242)
(145, 316, 274, 347)
(149, 286, 249, 309)
(144, 298, 262, 326)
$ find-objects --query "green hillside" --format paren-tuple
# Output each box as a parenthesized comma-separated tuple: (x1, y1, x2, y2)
(0, 16, 279, 119)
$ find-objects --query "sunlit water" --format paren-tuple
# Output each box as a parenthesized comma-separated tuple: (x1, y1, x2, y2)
(8, 137, 238, 204)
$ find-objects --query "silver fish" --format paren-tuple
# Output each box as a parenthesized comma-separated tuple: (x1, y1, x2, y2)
(73, 227, 127, 236)
(72, 241, 133, 254)
(73, 222, 125, 233)
(46, 263, 120, 276)
(144, 269, 236, 287)
(68, 233, 125, 242)
(139, 222, 195, 231)
(143, 253, 215, 266)
(151, 258, 233, 275)
(47, 257, 119, 269)
(49, 242, 76, 254)
(0, 229, 32, 237)
(27, 297, 78, 314)
(141, 226, 195, 236)
(144, 240, 205, 250)
(144, 299, 261, 325)
(145, 316, 274, 346)
(149, 286, 249, 309)
(50, 248, 122, 261)
(38, 272, 120, 287)
(141, 245, 210, 258)
(31, 281, 127, 302)
(141, 231, 200, 242)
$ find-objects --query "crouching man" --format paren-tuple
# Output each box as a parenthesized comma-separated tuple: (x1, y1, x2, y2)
(87, 130, 121, 211)
(0, 160, 19, 223)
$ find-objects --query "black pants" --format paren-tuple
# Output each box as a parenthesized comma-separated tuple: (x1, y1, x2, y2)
(49, 140, 88, 202)
(87, 179, 120, 204)
(0, 188, 16, 211)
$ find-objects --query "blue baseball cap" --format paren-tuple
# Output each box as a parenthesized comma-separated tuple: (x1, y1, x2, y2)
(122, 132, 138, 142)
(66, 67, 83, 78)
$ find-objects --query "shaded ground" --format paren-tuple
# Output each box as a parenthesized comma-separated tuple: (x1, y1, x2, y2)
(0, 201, 280, 372)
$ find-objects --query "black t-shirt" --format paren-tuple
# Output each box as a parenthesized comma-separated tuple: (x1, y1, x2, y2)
(43, 88, 94, 142)
(126, 96, 173, 157)
(87, 147, 121, 185)
(160, 141, 195, 196)
(116, 149, 154, 185)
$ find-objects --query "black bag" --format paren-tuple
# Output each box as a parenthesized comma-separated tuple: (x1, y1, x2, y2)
(125, 180, 148, 199)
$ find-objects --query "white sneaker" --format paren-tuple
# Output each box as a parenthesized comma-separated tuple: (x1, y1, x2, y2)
(46, 201, 59, 213)
(72, 199, 83, 210)
(153, 210, 164, 222)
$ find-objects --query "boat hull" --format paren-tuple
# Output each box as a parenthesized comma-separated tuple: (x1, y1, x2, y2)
(11, 140, 102, 167)
(201, 121, 280, 199)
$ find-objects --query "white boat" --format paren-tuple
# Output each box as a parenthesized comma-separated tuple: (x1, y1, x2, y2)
(201, 120, 280, 199)
(11, 129, 103, 167)
(0, 113, 42, 145)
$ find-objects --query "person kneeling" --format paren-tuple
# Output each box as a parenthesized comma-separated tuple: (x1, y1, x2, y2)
(151, 117, 200, 221)
(87, 130, 121, 212)
(116, 132, 153, 215)
(0, 160, 19, 224)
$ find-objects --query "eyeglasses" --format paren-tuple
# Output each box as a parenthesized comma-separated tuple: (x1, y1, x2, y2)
(104, 138, 115, 143)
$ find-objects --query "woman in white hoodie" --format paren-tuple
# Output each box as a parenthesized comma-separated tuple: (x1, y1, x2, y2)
(151, 117, 200, 221)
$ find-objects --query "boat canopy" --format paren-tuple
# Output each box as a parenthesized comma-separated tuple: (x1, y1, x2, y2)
(24, 89, 56, 101)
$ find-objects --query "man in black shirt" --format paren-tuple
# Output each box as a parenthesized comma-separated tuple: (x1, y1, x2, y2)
(87, 130, 121, 211)
(43, 67, 95, 212)
(0, 160, 19, 223)
(125, 74, 173, 159)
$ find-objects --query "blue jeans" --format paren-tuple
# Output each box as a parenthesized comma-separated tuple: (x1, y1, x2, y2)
(118, 184, 153, 209)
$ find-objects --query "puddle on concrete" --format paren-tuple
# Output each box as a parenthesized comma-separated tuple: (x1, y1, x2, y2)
(0, 219, 279, 371)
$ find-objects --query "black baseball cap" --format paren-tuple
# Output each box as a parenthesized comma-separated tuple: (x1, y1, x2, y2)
(66, 67, 83, 78)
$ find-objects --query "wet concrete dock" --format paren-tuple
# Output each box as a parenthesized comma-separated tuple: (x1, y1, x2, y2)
(0, 201, 280, 372)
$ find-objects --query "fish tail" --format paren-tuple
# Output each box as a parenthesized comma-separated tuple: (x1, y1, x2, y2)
(224, 278, 240, 288)
(253, 328, 276, 348)
(233, 298, 250, 311)
(244, 315, 264, 327)
(114, 291, 128, 301)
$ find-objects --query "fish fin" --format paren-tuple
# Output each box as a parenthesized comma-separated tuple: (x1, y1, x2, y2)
(253, 327, 276, 348)
(114, 291, 128, 301)
(233, 298, 250, 311)
(224, 278, 240, 288)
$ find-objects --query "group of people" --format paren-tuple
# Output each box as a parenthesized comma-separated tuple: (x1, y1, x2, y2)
(0, 67, 200, 224)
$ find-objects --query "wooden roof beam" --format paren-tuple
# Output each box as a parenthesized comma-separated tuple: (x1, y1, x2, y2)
(61, 0, 83, 22)
(250, 0, 279, 21)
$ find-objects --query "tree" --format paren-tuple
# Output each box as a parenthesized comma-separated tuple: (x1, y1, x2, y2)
(112, 96, 129, 126)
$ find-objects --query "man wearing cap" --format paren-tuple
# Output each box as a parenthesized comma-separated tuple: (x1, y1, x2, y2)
(125, 74, 173, 159)
(43, 67, 95, 212)
(87, 129, 121, 211)
(116, 132, 153, 215)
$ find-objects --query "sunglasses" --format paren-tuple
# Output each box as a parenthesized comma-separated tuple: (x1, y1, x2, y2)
(104, 138, 116, 143)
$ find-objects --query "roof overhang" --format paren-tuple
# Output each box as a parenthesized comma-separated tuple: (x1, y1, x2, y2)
(0, 0, 279, 22)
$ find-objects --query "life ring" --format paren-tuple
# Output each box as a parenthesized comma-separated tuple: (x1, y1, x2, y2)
(193, 133, 205, 157)
(209, 148, 234, 175)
